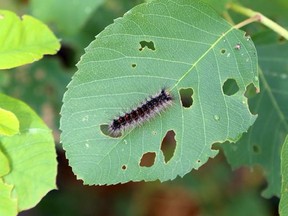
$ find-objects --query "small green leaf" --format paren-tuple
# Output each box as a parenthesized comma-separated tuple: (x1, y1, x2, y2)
(0, 150, 10, 177)
(61, 0, 258, 185)
(0, 179, 17, 216)
(30, 0, 104, 35)
(0, 108, 19, 136)
(280, 135, 288, 216)
(0, 94, 57, 211)
(0, 10, 60, 70)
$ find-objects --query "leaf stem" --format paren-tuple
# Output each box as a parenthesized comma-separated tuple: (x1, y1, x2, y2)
(227, 3, 288, 40)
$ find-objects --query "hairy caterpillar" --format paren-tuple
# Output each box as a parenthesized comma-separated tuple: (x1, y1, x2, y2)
(109, 88, 173, 136)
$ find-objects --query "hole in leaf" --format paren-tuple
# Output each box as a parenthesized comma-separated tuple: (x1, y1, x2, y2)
(252, 145, 261, 154)
(100, 124, 121, 138)
(222, 79, 239, 96)
(244, 83, 258, 98)
(122, 165, 127, 170)
(179, 88, 193, 108)
(220, 49, 226, 54)
(197, 160, 201, 163)
(244, 83, 259, 115)
(161, 130, 176, 163)
(139, 41, 155, 51)
(131, 63, 137, 68)
(140, 152, 156, 167)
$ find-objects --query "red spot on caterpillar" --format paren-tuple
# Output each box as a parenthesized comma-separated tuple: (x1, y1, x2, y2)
(109, 88, 173, 136)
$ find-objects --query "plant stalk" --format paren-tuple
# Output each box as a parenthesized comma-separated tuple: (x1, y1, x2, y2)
(228, 3, 288, 40)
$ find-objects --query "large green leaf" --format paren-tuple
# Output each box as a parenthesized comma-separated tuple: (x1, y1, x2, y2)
(223, 42, 288, 197)
(0, 94, 57, 211)
(30, 0, 104, 35)
(0, 149, 10, 177)
(0, 179, 17, 216)
(280, 135, 288, 216)
(0, 108, 19, 136)
(0, 149, 15, 216)
(0, 10, 60, 70)
(61, 0, 258, 185)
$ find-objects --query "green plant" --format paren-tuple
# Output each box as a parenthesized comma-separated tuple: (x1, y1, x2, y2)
(0, 10, 59, 215)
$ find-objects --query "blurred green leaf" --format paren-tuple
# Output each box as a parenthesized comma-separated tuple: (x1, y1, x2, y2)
(0, 148, 14, 216)
(0, 10, 60, 70)
(0, 94, 57, 211)
(0, 150, 10, 177)
(219, 191, 270, 216)
(2, 58, 73, 115)
(62, 0, 145, 62)
(280, 135, 288, 216)
(0, 108, 19, 136)
(0, 72, 10, 91)
(223, 42, 288, 198)
(0, 179, 17, 216)
(61, 0, 258, 185)
(30, 0, 104, 35)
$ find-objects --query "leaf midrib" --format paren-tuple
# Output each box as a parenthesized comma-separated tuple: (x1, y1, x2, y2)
(171, 26, 235, 91)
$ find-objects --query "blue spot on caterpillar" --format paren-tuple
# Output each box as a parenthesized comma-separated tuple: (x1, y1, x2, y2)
(109, 88, 173, 136)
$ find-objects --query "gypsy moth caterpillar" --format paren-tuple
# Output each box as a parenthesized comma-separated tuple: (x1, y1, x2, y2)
(109, 88, 172, 136)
